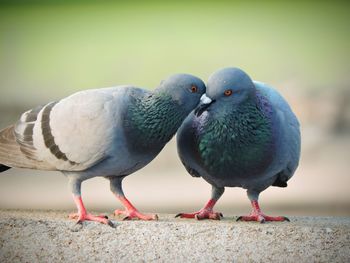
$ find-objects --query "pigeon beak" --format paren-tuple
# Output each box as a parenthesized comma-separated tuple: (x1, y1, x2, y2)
(194, 94, 215, 117)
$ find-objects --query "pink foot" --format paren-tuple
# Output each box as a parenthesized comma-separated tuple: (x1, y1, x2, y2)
(70, 196, 114, 227)
(114, 196, 158, 221)
(236, 200, 289, 223)
(175, 199, 222, 220)
(236, 213, 289, 223)
(175, 210, 223, 220)
(114, 209, 158, 221)
(68, 212, 114, 226)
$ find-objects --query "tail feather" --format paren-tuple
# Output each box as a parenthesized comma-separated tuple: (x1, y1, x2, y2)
(0, 125, 55, 170)
(0, 164, 11, 173)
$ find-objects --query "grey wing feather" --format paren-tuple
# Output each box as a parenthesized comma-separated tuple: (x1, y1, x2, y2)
(14, 105, 44, 160)
(0, 86, 137, 172)
(0, 85, 149, 173)
(0, 125, 55, 170)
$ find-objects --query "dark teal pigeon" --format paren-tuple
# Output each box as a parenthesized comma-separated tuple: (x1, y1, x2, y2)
(0, 74, 205, 225)
(176, 67, 300, 222)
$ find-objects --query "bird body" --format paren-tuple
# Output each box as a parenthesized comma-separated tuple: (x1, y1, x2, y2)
(178, 81, 299, 190)
(176, 68, 300, 222)
(0, 74, 206, 224)
(3, 86, 131, 171)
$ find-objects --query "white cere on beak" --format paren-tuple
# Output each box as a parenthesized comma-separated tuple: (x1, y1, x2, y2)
(200, 94, 212, 104)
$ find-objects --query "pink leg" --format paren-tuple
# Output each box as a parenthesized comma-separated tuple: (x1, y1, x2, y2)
(69, 195, 114, 226)
(237, 200, 290, 223)
(114, 196, 158, 221)
(175, 199, 223, 220)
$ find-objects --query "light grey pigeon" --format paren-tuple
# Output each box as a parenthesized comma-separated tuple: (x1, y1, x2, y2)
(0, 74, 206, 225)
(176, 67, 300, 222)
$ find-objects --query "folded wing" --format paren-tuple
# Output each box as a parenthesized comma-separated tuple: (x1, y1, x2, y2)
(0, 87, 129, 172)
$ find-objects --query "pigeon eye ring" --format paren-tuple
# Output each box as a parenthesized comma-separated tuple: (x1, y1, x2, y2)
(224, 89, 233, 96)
(190, 85, 198, 93)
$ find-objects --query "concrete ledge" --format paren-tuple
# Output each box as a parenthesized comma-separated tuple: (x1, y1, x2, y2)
(0, 210, 349, 262)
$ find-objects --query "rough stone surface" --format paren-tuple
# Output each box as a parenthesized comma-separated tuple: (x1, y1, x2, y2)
(0, 210, 349, 262)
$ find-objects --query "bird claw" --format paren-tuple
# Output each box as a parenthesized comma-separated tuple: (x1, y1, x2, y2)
(196, 211, 223, 220)
(176, 210, 223, 220)
(236, 214, 290, 223)
(122, 216, 131, 221)
(69, 213, 114, 227)
(107, 220, 117, 228)
(115, 210, 158, 221)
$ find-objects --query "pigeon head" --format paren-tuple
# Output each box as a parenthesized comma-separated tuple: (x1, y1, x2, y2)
(157, 73, 206, 114)
(195, 67, 255, 116)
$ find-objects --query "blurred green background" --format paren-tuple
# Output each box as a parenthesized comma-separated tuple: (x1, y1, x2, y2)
(0, 1, 349, 216)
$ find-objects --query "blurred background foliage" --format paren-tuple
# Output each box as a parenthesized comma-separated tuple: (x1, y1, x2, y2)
(0, 1, 349, 103)
(0, 1, 349, 215)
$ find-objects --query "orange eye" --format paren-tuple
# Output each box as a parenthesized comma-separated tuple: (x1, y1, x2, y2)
(224, 89, 233, 96)
(190, 85, 198, 93)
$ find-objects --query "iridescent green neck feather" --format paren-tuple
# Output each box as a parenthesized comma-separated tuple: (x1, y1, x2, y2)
(125, 92, 187, 154)
(198, 99, 274, 177)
